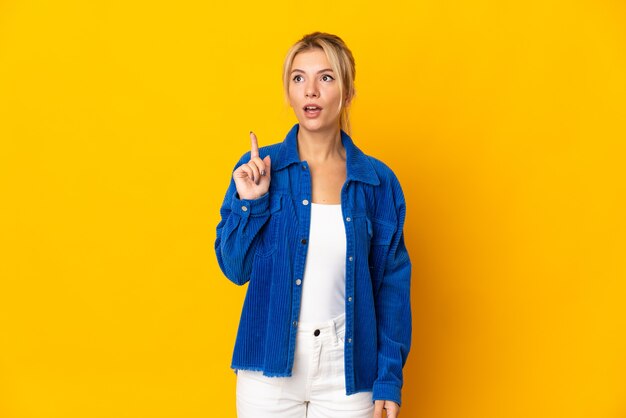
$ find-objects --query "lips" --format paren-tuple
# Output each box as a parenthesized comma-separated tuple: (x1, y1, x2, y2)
(303, 103, 323, 118)
(303, 103, 323, 112)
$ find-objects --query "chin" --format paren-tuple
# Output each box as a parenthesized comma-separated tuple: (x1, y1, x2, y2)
(297, 118, 337, 133)
(299, 120, 324, 131)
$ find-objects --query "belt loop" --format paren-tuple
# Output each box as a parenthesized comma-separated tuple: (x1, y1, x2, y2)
(332, 314, 345, 344)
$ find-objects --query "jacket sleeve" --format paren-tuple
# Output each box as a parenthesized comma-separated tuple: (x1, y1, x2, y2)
(372, 173, 412, 406)
(214, 152, 272, 286)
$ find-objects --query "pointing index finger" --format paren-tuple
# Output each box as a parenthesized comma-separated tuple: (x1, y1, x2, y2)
(250, 131, 259, 159)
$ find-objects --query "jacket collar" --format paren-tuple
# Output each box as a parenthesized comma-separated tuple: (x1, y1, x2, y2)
(273, 123, 380, 186)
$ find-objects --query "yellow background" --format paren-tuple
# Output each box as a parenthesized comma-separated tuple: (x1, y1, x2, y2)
(1, 0, 625, 417)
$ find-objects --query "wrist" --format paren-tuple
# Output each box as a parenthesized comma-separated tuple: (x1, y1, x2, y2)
(236, 191, 267, 200)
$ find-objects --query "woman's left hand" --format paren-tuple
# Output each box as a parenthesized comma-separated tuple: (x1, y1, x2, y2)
(374, 400, 400, 417)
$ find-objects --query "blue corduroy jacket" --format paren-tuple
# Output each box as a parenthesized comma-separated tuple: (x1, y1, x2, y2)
(214, 123, 412, 406)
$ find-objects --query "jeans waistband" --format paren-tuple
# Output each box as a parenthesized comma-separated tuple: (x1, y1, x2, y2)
(296, 313, 345, 344)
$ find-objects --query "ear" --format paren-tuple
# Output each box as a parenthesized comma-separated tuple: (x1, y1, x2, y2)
(344, 92, 354, 108)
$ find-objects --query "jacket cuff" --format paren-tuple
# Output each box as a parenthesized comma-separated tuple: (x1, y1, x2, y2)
(230, 191, 270, 218)
(372, 382, 402, 406)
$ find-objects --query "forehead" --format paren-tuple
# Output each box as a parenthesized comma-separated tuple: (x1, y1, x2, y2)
(291, 48, 331, 71)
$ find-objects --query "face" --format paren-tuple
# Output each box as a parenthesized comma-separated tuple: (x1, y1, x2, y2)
(288, 48, 346, 134)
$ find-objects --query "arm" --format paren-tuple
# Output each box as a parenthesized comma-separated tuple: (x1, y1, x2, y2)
(372, 174, 412, 406)
(214, 152, 271, 285)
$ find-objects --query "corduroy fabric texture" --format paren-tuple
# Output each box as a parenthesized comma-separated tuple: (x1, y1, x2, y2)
(215, 123, 412, 406)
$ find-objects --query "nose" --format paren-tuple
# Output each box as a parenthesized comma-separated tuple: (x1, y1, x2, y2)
(305, 80, 319, 98)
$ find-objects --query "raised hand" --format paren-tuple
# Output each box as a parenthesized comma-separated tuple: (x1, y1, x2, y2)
(233, 131, 271, 200)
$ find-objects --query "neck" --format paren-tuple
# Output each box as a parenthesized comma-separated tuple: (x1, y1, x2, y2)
(296, 125, 345, 164)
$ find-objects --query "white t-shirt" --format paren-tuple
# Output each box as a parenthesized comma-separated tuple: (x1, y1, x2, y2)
(298, 202, 347, 324)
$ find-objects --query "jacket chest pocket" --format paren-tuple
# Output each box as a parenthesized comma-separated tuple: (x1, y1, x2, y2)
(254, 194, 283, 257)
(366, 217, 396, 288)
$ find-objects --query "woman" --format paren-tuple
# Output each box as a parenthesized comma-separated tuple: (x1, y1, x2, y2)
(215, 32, 412, 418)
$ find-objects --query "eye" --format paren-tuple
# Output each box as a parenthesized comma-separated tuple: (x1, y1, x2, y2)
(292, 75, 303, 82)
(321, 74, 335, 82)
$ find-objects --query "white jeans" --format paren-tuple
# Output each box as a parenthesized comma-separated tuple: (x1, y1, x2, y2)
(236, 313, 374, 417)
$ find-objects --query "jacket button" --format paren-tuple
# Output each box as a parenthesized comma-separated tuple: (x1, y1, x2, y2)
(295, 279, 302, 286)
(293, 321, 298, 327)
(346, 217, 351, 222)
(301, 238, 307, 244)
(347, 338, 352, 343)
(241, 206, 248, 212)
(302, 199, 309, 205)
(348, 256, 353, 261)
(348, 297, 352, 302)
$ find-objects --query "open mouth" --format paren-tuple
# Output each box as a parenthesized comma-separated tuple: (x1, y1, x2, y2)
(303, 105, 322, 116)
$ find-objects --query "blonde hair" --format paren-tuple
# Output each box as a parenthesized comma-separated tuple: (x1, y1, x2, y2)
(282, 32, 356, 134)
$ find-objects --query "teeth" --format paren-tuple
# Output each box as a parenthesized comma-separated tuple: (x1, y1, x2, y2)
(305, 106, 319, 110)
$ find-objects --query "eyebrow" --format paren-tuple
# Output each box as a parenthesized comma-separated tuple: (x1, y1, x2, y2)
(290, 68, 334, 74)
